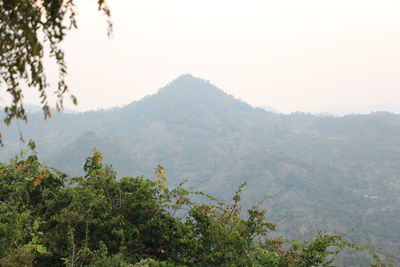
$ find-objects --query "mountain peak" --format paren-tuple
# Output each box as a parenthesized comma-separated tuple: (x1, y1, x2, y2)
(164, 74, 212, 90)
(173, 73, 198, 81)
(121, 74, 260, 126)
(155, 74, 226, 101)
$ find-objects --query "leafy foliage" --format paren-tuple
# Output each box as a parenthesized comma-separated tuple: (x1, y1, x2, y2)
(0, 0, 111, 144)
(0, 143, 389, 266)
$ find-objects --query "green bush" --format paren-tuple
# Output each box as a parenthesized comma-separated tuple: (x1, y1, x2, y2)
(0, 143, 388, 266)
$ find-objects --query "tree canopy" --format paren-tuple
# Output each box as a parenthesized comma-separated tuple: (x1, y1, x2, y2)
(0, 144, 389, 266)
(0, 0, 111, 142)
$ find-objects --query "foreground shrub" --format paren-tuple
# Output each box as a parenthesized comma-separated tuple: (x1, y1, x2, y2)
(0, 143, 388, 266)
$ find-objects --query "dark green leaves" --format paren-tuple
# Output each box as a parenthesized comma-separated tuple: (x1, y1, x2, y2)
(0, 0, 112, 143)
(0, 145, 391, 266)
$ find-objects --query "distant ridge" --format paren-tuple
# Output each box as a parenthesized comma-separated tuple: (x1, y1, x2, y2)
(325, 103, 400, 116)
(258, 105, 280, 114)
(1, 74, 400, 261)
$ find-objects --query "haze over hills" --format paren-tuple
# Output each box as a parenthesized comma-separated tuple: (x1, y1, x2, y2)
(325, 103, 400, 116)
(1, 74, 400, 262)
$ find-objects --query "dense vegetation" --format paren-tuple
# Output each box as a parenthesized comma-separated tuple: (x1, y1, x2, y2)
(1, 75, 400, 265)
(0, 142, 388, 266)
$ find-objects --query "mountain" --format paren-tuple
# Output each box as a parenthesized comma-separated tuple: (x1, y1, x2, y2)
(1, 74, 400, 262)
(326, 103, 400, 116)
(0, 103, 79, 115)
(258, 105, 280, 113)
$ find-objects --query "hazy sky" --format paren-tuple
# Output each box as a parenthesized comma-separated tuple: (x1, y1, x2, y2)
(24, 0, 400, 113)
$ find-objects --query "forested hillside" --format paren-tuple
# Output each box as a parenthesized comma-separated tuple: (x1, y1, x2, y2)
(1, 146, 388, 266)
(1, 75, 400, 263)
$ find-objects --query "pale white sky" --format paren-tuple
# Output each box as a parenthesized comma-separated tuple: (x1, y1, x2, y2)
(25, 0, 400, 113)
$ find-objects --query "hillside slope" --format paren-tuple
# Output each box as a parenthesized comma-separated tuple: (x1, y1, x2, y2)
(1, 74, 400, 260)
